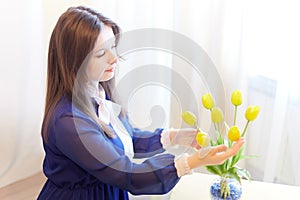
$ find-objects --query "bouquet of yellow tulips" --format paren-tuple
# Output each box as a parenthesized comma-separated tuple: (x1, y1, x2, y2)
(181, 90, 260, 199)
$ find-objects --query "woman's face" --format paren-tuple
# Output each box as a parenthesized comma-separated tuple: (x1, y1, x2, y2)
(86, 25, 118, 83)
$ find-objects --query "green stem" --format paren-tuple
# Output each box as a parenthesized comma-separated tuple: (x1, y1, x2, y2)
(233, 106, 237, 126)
(213, 123, 218, 132)
(224, 121, 230, 131)
(220, 178, 230, 199)
(195, 124, 201, 132)
(228, 139, 232, 148)
(242, 120, 250, 137)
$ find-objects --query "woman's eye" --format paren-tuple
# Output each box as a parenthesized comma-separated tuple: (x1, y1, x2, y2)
(96, 51, 105, 58)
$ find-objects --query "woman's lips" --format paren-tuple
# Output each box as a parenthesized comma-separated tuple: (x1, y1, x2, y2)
(105, 67, 115, 72)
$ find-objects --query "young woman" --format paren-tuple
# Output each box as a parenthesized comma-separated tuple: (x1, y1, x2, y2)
(38, 6, 244, 200)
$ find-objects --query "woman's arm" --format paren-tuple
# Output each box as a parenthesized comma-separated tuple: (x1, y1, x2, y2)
(54, 115, 179, 195)
(119, 116, 166, 158)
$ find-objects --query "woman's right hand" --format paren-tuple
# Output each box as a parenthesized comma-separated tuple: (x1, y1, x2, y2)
(187, 138, 245, 169)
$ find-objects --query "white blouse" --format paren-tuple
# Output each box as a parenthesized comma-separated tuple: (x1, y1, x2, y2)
(90, 84, 134, 160)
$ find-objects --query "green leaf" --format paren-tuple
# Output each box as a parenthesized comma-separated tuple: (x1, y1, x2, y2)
(240, 155, 259, 160)
(227, 166, 237, 174)
(206, 165, 222, 176)
(227, 139, 232, 148)
(219, 162, 226, 173)
(227, 167, 241, 184)
(224, 121, 230, 132)
(230, 146, 244, 167)
(237, 168, 251, 181)
(224, 157, 232, 171)
(210, 139, 217, 146)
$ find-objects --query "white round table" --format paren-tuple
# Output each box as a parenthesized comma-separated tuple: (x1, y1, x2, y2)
(170, 173, 300, 200)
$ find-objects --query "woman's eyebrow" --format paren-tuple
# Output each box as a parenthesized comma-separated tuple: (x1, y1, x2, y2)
(95, 41, 116, 52)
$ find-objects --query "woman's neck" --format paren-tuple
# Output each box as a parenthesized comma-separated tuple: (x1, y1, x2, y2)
(87, 81, 105, 99)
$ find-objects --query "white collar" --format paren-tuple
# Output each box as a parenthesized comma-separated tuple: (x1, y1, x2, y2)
(87, 82, 134, 159)
(87, 82, 121, 122)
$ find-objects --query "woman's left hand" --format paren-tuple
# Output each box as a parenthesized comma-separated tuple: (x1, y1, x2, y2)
(166, 128, 201, 150)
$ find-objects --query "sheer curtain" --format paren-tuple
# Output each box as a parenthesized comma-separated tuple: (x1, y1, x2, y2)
(0, 0, 45, 187)
(241, 0, 300, 186)
(1, 0, 299, 195)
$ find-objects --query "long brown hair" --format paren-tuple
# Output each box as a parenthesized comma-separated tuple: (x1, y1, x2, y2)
(42, 6, 122, 141)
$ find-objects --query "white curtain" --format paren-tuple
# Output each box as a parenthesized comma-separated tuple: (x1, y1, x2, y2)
(1, 0, 299, 196)
(240, 0, 300, 186)
(0, 0, 45, 187)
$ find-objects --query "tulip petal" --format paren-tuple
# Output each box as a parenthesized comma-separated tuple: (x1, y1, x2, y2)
(228, 125, 241, 141)
(196, 131, 210, 147)
(231, 90, 243, 106)
(181, 111, 197, 126)
(202, 93, 215, 109)
(245, 105, 260, 121)
(211, 107, 224, 123)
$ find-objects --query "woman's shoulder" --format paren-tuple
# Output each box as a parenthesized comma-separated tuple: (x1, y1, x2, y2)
(53, 96, 74, 118)
(52, 96, 90, 121)
(45, 96, 101, 144)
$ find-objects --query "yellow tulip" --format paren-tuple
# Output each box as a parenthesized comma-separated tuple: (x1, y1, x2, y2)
(196, 131, 210, 147)
(181, 111, 197, 126)
(245, 105, 260, 121)
(231, 90, 243, 106)
(211, 107, 224, 123)
(228, 126, 241, 141)
(202, 93, 215, 109)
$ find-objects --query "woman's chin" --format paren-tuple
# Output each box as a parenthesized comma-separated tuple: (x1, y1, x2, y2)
(100, 73, 115, 82)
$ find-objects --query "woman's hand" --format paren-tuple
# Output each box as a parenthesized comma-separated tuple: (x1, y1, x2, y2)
(187, 138, 245, 169)
(167, 128, 201, 149)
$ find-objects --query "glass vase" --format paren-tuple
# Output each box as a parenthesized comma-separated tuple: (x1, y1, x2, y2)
(210, 177, 242, 200)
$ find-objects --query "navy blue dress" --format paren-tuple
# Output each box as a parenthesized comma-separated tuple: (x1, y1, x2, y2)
(38, 96, 180, 200)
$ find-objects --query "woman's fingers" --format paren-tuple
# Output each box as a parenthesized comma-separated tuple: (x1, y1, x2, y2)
(198, 138, 245, 165)
(226, 138, 245, 156)
(214, 138, 245, 162)
(189, 138, 245, 168)
(211, 145, 228, 154)
(198, 147, 213, 158)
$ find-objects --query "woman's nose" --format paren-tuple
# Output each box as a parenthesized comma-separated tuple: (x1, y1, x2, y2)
(106, 50, 117, 65)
